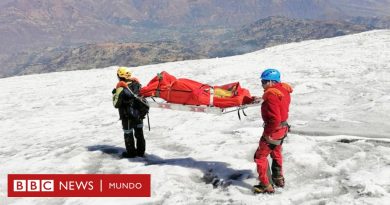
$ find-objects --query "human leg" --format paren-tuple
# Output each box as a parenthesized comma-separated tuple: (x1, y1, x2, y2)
(121, 118, 136, 158)
(253, 138, 274, 193)
(134, 121, 145, 157)
(271, 144, 284, 187)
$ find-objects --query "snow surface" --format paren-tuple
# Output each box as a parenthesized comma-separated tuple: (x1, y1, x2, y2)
(1, 30, 390, 204)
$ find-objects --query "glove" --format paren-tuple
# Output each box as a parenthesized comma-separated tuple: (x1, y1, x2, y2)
(252, 96, 262, 103)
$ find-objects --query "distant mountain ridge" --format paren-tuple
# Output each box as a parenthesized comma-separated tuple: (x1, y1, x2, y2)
(3, 42, 203, 77)
(209, 16, 373, 57)
(1, 0, 390, 54)
(1, 0, 390, 77)
(2, 16, 377, 77)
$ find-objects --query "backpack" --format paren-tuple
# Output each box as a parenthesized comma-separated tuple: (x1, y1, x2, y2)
(112, 81, 150, 120)
(131, 96, 150, 120)
(128, 81, 149, 120)
(112, 87, 124, 108)
(112, 81, 140, 109)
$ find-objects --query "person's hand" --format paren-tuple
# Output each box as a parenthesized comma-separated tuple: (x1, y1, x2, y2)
(252, 96, 262, 103)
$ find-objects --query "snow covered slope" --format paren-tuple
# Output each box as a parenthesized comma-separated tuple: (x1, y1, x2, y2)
(1, 30, 389, 204)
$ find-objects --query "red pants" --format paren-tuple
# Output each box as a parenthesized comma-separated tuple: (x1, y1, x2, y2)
(254, 138, 283, 185)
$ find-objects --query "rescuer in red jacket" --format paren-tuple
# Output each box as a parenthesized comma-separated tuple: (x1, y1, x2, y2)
(253, 68, 293, 194)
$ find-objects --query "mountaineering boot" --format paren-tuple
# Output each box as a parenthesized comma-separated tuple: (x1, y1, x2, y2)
(253, 183, 275, 194)
(121, 151, 137, 158)
(272, 176, 285, 188)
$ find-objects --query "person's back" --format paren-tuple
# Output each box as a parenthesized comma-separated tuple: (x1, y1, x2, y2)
(115, 80, 135, 120)
(112, 67, 146, 158)
(274, 83, 291, 121)
(126, 78, 149, 121)
(261, 82, 292, 140)
(128, 78, 141, 95)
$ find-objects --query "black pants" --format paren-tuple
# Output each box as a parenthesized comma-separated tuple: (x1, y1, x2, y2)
(121, 118, 145, 157)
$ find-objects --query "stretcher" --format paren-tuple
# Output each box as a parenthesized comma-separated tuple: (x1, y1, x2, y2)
(140, 71, 262, 119)
(146, 96, 262, 119)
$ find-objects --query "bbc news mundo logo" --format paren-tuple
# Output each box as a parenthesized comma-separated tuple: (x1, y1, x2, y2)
(14, 180, 54, 192)
(8, 174, 150, 197)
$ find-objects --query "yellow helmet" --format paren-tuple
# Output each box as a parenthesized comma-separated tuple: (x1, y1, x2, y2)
(117, 66, 132, 79)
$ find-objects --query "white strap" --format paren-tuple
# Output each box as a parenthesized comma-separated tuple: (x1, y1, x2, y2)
(209, 86, 214, 106)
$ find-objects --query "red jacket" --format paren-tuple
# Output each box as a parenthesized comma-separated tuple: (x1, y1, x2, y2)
(261, 82, 293, 140)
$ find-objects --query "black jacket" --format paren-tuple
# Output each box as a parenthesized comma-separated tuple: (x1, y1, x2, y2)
(116, 81, 142, 120)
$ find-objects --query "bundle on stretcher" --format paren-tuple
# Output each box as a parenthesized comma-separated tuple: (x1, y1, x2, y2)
(140, 71, 255, 108)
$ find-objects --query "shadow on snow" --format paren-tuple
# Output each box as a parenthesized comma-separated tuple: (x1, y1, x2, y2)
(87, 144, 254, 189)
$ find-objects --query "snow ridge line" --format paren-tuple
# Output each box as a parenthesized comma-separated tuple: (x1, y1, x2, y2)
(290, 130, 390, 142)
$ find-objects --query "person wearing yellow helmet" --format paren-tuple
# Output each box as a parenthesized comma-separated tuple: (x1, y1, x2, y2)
(117, 66, 132, 80)
(112, 66, 147, 158)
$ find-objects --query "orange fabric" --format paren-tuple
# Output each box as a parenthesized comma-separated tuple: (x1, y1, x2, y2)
(116, 81, 128, 89)
(140, 71, 254, 108)
(281, 83, 293, 93)
(262, 88, 283, 101)
(261, 83, 292, 138)
(256, 82, 292, 188)
(254, 138, 283, 185)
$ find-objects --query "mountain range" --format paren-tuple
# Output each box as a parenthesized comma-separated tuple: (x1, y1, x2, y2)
(1, 0, 390, 77)
(1, 30, 390, 204)
(1, 16, 379, 77)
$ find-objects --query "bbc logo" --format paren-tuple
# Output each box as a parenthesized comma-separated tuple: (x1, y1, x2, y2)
(14, 180, 54, 192)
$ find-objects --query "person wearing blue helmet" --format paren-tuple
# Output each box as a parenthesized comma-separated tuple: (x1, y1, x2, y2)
(260, 68, 281, 82)
(253, 68, 293, 194)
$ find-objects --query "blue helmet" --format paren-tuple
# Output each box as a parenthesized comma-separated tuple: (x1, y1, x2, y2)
(260, 68, 281, 82)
